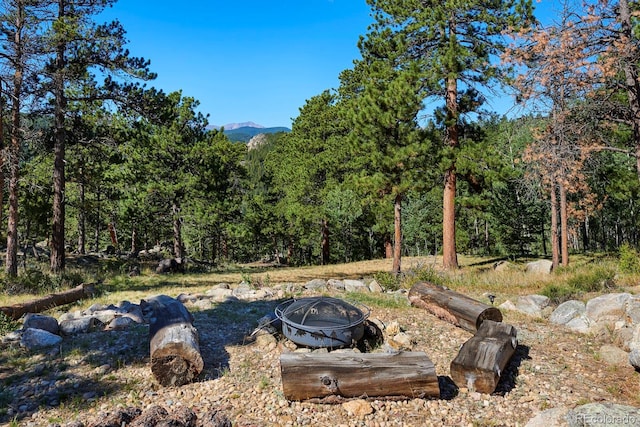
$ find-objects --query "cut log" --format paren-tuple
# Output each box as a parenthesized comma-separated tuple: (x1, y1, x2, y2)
(450, 320, 517, 394)
(279, 351, 439, 401)
(0, 283, 96, 321)
(142, 295, 204, 387)
(408, 281, 502, 333)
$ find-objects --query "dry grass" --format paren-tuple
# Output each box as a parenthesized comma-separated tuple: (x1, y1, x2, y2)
(1, 254, 635, 313)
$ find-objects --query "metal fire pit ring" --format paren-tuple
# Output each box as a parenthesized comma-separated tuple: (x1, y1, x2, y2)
(275, 296, 370, 348)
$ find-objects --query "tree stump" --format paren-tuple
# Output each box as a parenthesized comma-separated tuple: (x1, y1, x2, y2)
(408, 281, 502, 333)
(280, 351, 439, 401)
(450, 320, 517, 394)
(142, 295, 204, 386)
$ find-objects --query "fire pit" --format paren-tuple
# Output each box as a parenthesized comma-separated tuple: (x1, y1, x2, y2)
(275, 297, 370, 348)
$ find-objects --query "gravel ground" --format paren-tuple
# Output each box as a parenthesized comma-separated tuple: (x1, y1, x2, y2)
(1, 287, 639, 427)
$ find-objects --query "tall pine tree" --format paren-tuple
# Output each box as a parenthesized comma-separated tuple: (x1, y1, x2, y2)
(363, 0, 534, 269)
(42, 0, 154, 272)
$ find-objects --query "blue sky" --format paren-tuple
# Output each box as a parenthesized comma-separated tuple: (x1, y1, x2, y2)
(102, 0, 554, 129)
(101, 0, 372, 128)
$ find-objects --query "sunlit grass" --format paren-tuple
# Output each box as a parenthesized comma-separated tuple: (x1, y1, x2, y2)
(2, 254, 639, 312)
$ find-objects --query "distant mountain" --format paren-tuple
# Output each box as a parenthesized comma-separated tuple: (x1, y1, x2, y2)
(209, 122, 290, 142)
(222, 121, 264, 131)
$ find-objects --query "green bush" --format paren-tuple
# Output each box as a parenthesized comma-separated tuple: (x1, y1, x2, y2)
(542, 264, 617, 304)
(619, 243, 640, 274)
(373, 271, 401, 291)
(541, 284, 580, 304)
(401, 264, 445, 289)
(0, 312, 19, 336)
(566, 265, 616, 293)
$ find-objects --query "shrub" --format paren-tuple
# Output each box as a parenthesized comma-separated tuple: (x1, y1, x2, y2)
(541, 284, 579, 304)
(619, 243, 640, 274)
(0, 312, 19, 336)
(565, 265, 616, 293)
(541, 264, 617, 304)
(373, 271, 401, 291)
(401, 264, 445, 289)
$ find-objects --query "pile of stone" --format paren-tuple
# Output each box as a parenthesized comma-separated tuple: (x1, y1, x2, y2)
(1, 277, 391, 352)
(2, 301, 147, 351)
(499, 291, 640, 370)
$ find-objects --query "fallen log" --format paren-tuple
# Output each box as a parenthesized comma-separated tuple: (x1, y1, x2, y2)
(408, 281, 502, 333)
(142, 295, 204, 387)
(450, 320, 517, 394)
(0, 283, 96, 321)
(280, 351, 439, 401)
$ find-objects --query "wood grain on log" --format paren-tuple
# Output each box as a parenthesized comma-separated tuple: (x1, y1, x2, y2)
(450, 320, 517, 394)
(280, 351, 439, 401)
(408, 281, 502, 333)
(0, 283, 95, 320)
(143, 295, 204, 387)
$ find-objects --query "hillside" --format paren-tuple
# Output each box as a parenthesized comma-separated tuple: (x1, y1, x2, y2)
(223, 125, 290, 142)
(208, 122, 291, 142)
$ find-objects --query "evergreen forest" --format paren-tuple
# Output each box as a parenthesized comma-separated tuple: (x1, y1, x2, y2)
(1, 0, 640, 279)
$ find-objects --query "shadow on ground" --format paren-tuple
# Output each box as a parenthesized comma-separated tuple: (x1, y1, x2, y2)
(0, 297, 282, 424)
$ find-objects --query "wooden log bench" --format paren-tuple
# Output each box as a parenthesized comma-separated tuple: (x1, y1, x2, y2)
(141, 295, 204, 387)
(408, 281, 502, 333)
(280, 351, 440, 401)
(450, 320, 517, 394)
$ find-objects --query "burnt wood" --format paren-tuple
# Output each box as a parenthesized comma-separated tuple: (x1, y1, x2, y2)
(279, 351, 439, 401)
(142, 295, 204, 387)
(450, 320, 518, 394)
(0, 283, 95, 320)
(408, 281, 502, 333)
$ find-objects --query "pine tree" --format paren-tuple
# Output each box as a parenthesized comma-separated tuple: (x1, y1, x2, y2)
(41, 0, 154, 272)
(363, 0, 534, 269)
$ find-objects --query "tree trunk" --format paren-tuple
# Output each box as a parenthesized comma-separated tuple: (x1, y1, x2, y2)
(450, 320, 518, 394)
(280, 352, 439, 401)
(50, 0, 67, 273)
(321, 218, 330, 265)
(5, 1, 24, 278)
(559, 180, 569, 266)
(408, 281, 502, 333)
(94, 189, 100, 252)
(384, 233, 393, 258)
(172, 201, 183, 259)
(77, 170, 86, 254)
(141, 295, 203, 387)
(131, 227, 137, 255)
(0, 80, 4, 241)
(392, 193, 402, 275)
(618, 0, 640, 182)
(442, 74, 459, 270)
(550, 179, 559, 270)
(0, 283, 95, 320)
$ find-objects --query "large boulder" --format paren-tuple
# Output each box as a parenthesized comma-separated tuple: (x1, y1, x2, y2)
(22, 313, 59, 335)
(565, 315, 592, 333)
(525, 259, 553, 274)
(625, 295, 640, 325)
(567, 403, 640, 427)
(59, 315, 102, 335)
(304, 279, 327, 291)
(550, 300, 586, 326)
(21, 328, 62, 350)
(515, 295, 550, 317)
(344, 279, 369, 293)
(585, 293, 631, 323)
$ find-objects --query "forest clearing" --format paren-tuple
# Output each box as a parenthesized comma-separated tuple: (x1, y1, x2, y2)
(1, 255, 640, 426)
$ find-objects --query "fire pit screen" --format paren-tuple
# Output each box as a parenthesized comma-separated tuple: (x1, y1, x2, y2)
(275, 296, 370, 348)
